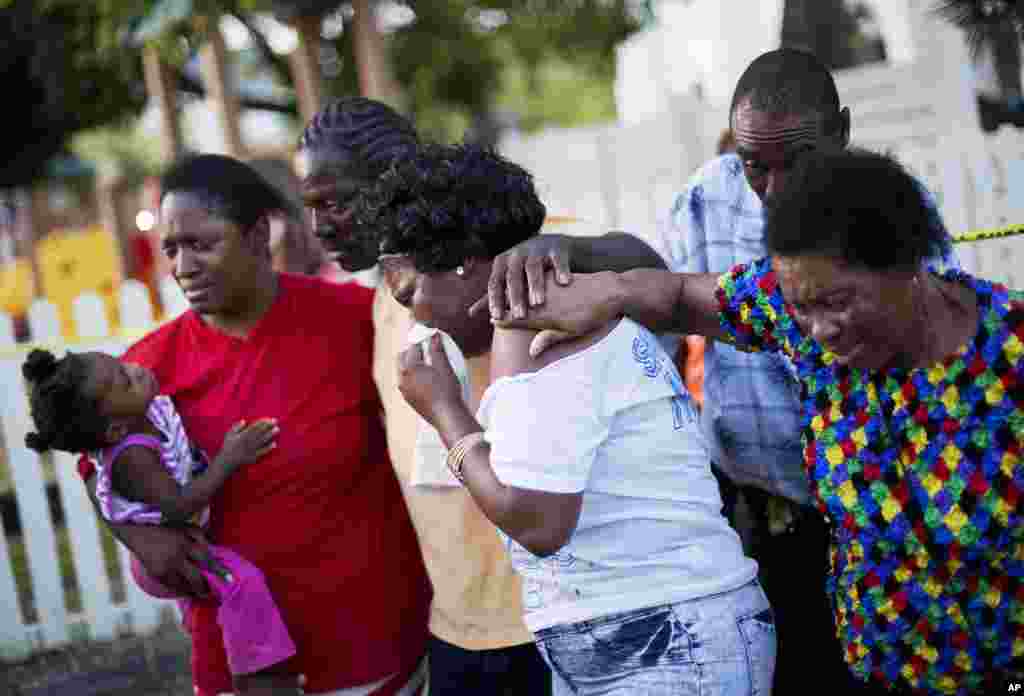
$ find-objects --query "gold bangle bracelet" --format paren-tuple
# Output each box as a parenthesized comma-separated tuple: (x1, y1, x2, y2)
(446, 431, 486, 484)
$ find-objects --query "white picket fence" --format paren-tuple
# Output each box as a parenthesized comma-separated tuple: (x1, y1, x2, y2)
(0, 277, 187, 661)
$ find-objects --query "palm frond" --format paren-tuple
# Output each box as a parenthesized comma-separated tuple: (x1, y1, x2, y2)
(934, 0, 1024, 56)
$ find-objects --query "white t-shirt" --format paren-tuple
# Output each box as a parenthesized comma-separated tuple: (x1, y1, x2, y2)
(478, 318, 757, 632)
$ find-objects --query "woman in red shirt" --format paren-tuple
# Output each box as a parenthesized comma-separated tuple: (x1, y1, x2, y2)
(81, 153, 430, 695)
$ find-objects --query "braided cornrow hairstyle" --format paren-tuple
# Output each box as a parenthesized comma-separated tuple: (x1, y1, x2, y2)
(299, 97, 419, 179)
(22, 349, 109, 454)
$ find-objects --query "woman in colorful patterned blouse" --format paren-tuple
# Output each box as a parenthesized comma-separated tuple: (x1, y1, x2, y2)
(492, 147, 1023, 696)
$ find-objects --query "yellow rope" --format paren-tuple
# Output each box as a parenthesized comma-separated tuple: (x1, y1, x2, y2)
(952, 223, 1024, 244)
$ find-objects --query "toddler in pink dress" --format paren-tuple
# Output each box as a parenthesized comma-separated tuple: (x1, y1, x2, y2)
(21, 348, 296, 683)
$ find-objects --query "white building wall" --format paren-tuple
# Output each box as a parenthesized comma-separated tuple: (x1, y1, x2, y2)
(616, 0, 785, 124)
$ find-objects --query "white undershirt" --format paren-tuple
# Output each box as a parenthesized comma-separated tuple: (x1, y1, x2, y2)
(477, 318, 757, 632)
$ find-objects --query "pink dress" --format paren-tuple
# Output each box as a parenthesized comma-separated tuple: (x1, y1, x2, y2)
(95, 396, 296, 676)
(95, 395, 208, 526)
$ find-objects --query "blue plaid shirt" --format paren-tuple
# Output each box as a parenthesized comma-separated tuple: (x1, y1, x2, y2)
(652, 153, 958, 506)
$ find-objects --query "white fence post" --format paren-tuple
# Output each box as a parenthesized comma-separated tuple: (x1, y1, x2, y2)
(0, 504, 29, 660)
(27, 299, 61, 343)
(158, 276, 188, 320)
(119, 279, 155, 332)
(0, 309, 28, 660)
(72, 292, 110, 340)
(51, 450, 121, 642)
(0, 312, 14, 347)
(0, 358, 69, 651)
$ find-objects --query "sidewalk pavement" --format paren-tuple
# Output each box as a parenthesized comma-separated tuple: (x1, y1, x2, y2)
(1, 619, 193, 696)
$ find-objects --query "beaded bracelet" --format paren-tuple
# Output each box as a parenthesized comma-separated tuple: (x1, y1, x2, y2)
(446, 431, 486, 484)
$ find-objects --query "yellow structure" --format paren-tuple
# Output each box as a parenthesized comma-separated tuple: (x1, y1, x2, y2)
(36, 226, 122, 338)
(0, 259, 35, 318)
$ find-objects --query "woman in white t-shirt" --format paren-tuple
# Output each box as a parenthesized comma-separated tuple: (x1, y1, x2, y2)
(359, 143, 774, 695)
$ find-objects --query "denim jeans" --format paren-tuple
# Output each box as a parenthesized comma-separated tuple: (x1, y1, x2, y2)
(534, 580, 775, 695)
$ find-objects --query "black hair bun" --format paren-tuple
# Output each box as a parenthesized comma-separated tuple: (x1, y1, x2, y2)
(22, 349, 58, 383)
(25, 431, 51, 453)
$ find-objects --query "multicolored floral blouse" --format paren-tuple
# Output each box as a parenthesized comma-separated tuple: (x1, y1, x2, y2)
(716, 259, 1024, 696)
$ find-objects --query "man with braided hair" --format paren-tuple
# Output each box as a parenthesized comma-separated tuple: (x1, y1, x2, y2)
(299, 96, 420, 275)
(300, 98, 553, 694)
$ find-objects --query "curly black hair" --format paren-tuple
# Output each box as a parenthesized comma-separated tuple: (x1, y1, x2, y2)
(299, 97, 419, 180)
(764, 147, 949, 270)
(22, 349, 108, 454)
(355, 143, 547, 273)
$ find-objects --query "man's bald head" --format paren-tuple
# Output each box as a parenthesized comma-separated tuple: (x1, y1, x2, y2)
(730, 48, 841, 129)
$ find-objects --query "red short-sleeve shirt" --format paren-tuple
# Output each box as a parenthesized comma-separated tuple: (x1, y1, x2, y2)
(102, 274, 430, 694)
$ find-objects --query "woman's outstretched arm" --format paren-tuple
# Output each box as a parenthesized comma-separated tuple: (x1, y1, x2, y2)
(494, 268, 726, 356)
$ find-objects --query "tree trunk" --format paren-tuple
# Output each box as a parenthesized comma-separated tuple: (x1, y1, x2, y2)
(351, 0, 403, 109)
(141, 45, 184, 165)
(288, 14, 324, 127)
(198, 15, 246, 159)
